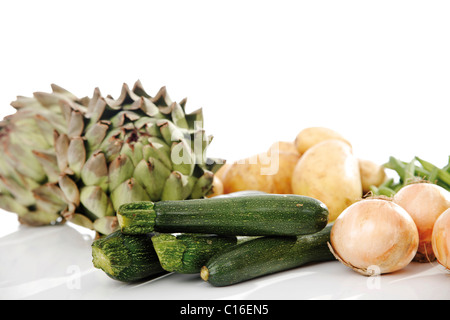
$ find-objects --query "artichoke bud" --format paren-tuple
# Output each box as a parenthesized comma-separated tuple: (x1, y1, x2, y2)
(134, 158, 171, 201)
(142, 119, 162, 137)
(33, 183, 68, 216)
(33, 91, 68, 109)
(119, 142, 140, 167)
(80, 185, 114, 220)
(0, 194, 28, 216)
(84, 121, 110, 153)
(58, 175, 80, 207)
(0, 175, 35, 207)
(67, 137, 86, 179)
(161, 171, 196, 201)
(50, 83, 79, 102)
(20, 210, 62, 227)
(80, 151, 109, 192)
(67, 110, 84, 139)
(191, 170, 214, 199)
(108, 154, 135, 192)
(146, 137, 171, 156)
(0, 81, 217, 235)
(131, 141, 145, 166)
(35, 114, 59, 148)
(7, 143, 46, 183)
(142, 141, 173, 171)
(140, 98, 163, 119)
(54, 132, 70, 172)
(171, 140, 196, 176)
(32, 150, 60, 183)
(70, 213, 95, 231)
(159, 120, 186, 146)
(109, 110, 136, 128)
(12, 116, 52, 150)
(86, 93, 106, 125)
(100, 131, 124, 162)
(0, 154, 16, 180)
(152, 86, 173, 107)
(110, 178, 149, 211)
(185, 108, 204, 131)
(191, 130, 213, 167)
(171, 102, 189, 129)
(10, 95, 41, 110)
(93, 216, 119, 235)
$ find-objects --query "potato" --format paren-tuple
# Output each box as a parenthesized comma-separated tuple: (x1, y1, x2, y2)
(359, 158, 388, 194)
(222, 157, 274, 194)
(291, 139, 362, 222)
(272, 151, 301, 194)
(222, 149, 301, 195)
(207, 175, 224, 198)
(214, 163, 232, 182)
(268, 141, 299, 155)
(294, 127, 351, 155)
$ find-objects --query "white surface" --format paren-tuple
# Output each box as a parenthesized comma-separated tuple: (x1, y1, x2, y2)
(0, 213, 449, 300)
(1, 1, 450, 300)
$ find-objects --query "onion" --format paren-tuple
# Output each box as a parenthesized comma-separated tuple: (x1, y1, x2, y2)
(330, 198, 419, 276)
(431, 208, 450, 270)
(393, 183, 450, 262)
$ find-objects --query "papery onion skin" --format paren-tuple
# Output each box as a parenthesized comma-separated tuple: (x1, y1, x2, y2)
(330, 199, 419, 275)
(393, 183, 450, 262)
(432, 208, 450, 270)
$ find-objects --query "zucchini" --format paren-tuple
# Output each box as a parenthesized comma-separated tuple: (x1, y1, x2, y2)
(117, 193, 329, 236)
(200, 224, 335, 287)
(92, 230, 166, 282)
(151, 233, 238, 274)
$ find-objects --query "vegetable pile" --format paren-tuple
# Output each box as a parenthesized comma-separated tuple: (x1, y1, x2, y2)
(92, 192, 335, 285)
(91, 125, 450, 286)
(1, 82, 449, 288)
(215, 127, 387, 222)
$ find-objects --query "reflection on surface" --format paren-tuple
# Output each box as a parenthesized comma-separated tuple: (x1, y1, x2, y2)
(0, 224, 96, 299)
(0, 222, 449, 300)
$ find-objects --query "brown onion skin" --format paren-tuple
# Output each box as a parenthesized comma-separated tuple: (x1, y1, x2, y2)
(330, 199, 419, 275)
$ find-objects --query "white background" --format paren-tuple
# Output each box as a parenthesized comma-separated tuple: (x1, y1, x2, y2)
(1, 1, 450, 299)
(1, 0, 449, 165)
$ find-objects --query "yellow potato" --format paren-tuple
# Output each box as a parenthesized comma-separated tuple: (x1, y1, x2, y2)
(221, 146, 300, 195)
(291, 139, 362, 222)
(214, 163, 232, 182)
(222, 153, 276, 194)
(294, 127, 351, 155)
(272, 151, 301, 194)
(268, 141, 299, 155)
(207, 176, 224, 198)
(359, 158, 388, 194)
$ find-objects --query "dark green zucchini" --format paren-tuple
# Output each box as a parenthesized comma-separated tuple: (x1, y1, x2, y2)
(91, 230, 166, 282)
(151, 233, 238, 274)
(200, 224, 335, 287)
(117, 193, 329, 236)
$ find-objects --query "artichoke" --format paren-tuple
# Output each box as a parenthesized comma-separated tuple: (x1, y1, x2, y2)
(0, 81, 218, 235)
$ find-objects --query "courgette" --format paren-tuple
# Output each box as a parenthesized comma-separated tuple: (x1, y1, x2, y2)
(200, 224, 335, 287)
(117, 193, 329, 236)
(151, 233, 238, 274)
(92, 230, 166, 282)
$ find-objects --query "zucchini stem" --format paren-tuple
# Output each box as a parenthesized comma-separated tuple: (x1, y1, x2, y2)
(117, 201, 157, 234)
(200, 266, 210, 282)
